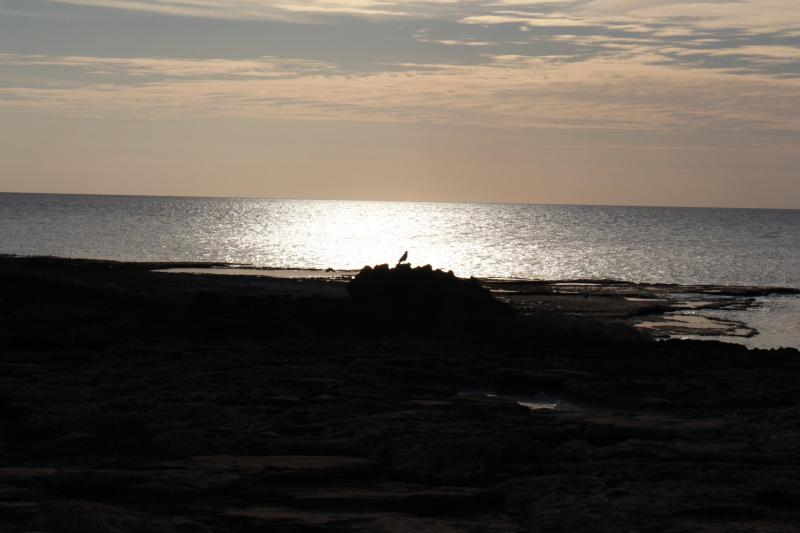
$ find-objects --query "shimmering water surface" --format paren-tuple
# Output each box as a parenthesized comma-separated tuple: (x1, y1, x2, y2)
(3, 193, 799, 285)
(2, 193, 798, 347)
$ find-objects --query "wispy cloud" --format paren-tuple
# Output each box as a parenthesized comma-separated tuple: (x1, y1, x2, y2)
(0, 1, 794, 145)
(578, 0, 800, 34)
(2, 52, 799, 136)
(44, 0, 421, 21)
(44, 0, 800, 34)
(0, 54, 336, 79)
(38, 1, 800, 75)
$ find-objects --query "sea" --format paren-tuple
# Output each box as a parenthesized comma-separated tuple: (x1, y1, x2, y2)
(1, 192, 798, 349)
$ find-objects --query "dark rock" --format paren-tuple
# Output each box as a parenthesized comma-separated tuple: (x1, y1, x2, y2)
(347, 263, 513, 334)
(152, 429, 206, 456)
(3, 256, 800, 532)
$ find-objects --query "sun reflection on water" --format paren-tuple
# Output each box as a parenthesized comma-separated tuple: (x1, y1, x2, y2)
(5, 194, 800, 349)
(242, 200, 488, 275)
(3, 194, 800, 287)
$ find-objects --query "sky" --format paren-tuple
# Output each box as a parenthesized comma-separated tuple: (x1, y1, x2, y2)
(0, 0, 799, 208)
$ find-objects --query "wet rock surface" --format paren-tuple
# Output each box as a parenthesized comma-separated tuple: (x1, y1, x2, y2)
(483, 277, 799, 344)
(1, 256, 800, 531)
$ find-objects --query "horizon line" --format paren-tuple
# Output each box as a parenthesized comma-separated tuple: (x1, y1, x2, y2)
(1, 189, 798, 212)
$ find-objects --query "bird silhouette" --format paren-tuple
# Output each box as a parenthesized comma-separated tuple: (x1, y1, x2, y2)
(397, 251, 408, 265)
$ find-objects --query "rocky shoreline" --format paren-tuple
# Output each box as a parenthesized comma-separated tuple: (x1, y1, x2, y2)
(1, 256, 799, 531)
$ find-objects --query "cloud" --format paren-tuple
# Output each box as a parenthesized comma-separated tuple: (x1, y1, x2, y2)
(44, 0, 436, 21)
(3, 1, 796, 144)
(2, 52, 800, 136)
(0, 54, 336, 79)
(460, 14, 592, 27)
(41, 0, 800, 34)
(36, 1, 800, 76)
(579, 0, 800, 33)
(703, 46, 800, 62)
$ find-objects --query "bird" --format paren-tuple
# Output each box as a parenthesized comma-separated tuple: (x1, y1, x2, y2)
(397, 251, 408, 265)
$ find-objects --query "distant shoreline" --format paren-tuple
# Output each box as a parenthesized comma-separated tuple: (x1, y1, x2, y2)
(5, 252, 800, 289)
(2, 254, 798, 350)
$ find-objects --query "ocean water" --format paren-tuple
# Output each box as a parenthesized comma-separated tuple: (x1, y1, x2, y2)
(1, 193, 798, 348)
(2, 193, 799, 285)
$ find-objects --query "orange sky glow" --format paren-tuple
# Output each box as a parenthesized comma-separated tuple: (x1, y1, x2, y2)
(1, 0, 799, 208)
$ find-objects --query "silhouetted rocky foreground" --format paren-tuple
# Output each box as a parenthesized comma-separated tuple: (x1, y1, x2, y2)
(1, 256, 800, 532)
(348, 263, 513, 333)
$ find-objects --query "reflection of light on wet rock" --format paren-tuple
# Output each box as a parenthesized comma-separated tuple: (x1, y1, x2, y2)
(517, 401, 559, 411)
(673, 300, 714, 310)
(458, 390, 561, 411)
(625, 288, 799, 349)
(636, 313, 757, 339)
(155, 267, 358, 280)
(518, 392, 559, 411)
